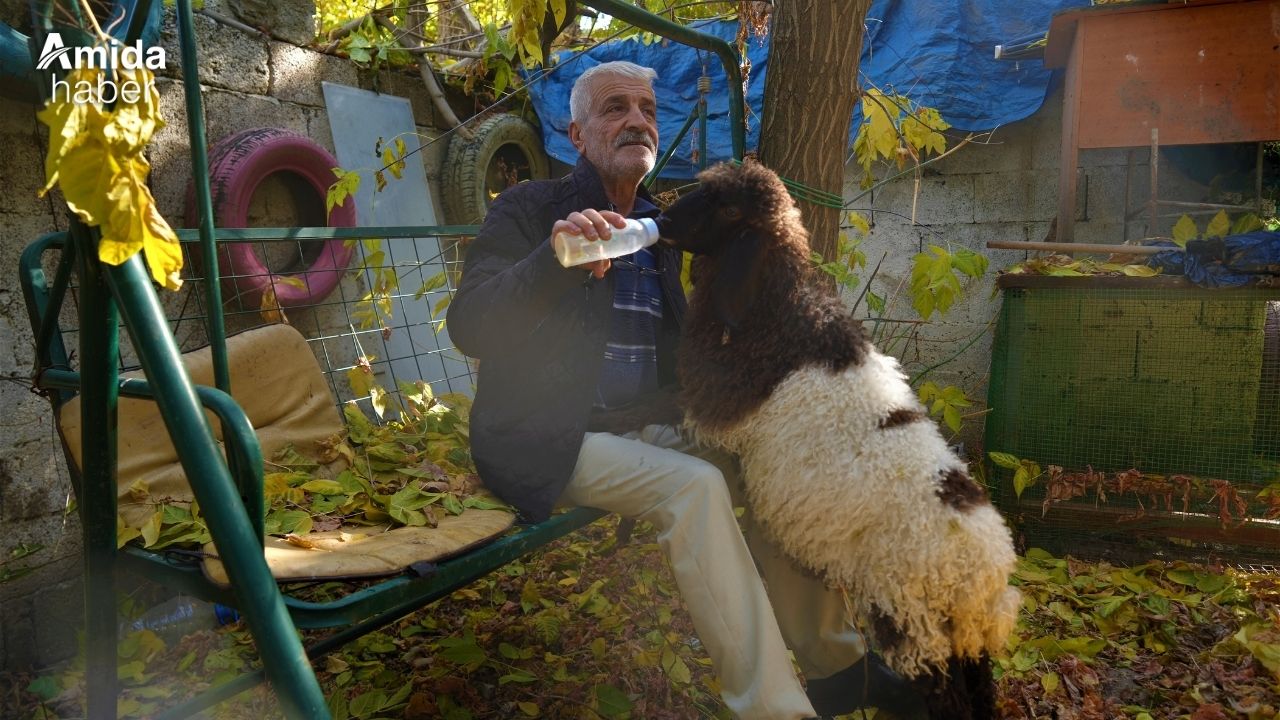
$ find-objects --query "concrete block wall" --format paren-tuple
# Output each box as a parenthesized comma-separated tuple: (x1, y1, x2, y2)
(0, 5, 450, 670)
(847, 85, 1211, 454)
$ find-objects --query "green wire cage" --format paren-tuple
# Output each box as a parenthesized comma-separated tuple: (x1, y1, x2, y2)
(985, 274, 1280, 565)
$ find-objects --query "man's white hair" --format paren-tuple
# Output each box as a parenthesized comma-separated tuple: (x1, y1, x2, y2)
(569, 61, 658, 125)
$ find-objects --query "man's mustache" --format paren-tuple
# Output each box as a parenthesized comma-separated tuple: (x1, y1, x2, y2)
(615, 131, 655, 151)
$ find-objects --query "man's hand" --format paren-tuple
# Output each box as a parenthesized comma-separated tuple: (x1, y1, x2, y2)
(552, 209, 628, 280)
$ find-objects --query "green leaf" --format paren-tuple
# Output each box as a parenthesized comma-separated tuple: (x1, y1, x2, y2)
(1235, 623, 1280, 676)
(989, 452, 1021, 469)
(866, 291, 885, 314)
(439, 634, 487, 668)
(1204, 209, 1230, 239)
(26, 676, 61, 701)
(943, 405, 961, 433)
(414, 272, 448, 300)
(432, 294, 452, 319)
(499, 670, 537, 684)
(1171, 215, 1198, 247)
(518, 701, 541, 717)
(592, 684, 633, 718)
(1041, 670, 1060, 694)
(299, 480, 344, 495)
(1013, 466, 1031, 499)
(660, 646, 692, 685)
(1231, 212, 1264, 235)
(343, 403, 375, 444)
(349, 690, 387, 719)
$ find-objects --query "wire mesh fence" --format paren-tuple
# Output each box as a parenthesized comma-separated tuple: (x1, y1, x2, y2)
(985, 275, 1280, 564)
(43, 225, 477, 420)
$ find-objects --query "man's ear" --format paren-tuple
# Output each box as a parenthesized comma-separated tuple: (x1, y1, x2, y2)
(710, 229, 766, 331)
(568, 121, 585, 153)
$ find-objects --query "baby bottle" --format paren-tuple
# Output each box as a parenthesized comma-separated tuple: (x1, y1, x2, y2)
(553, 217, 661, 268)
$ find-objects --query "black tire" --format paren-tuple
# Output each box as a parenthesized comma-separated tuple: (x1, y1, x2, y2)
(442, 114, 550, 224)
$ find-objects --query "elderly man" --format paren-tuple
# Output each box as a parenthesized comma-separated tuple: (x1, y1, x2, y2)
(447, 61, 923, 719)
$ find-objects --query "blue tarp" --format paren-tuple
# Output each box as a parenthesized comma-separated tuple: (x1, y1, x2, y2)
(526, 0, 1088, 179)
(1149, 232, 1280, 288)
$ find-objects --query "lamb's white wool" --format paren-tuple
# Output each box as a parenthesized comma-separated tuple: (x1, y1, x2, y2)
(687, 348, 1021, 678)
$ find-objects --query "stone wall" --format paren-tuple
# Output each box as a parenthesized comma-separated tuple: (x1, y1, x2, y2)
(0, 4, 451, 670)
(850, 84, 1209, 454)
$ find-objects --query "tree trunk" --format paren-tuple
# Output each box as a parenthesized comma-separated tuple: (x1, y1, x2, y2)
(758, 0, 870, 262)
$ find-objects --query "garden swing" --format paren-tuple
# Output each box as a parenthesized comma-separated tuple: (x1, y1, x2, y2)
(16, 0, 745, 717)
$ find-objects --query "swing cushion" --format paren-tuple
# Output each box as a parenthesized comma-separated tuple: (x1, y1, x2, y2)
(57, 323, 514, 585)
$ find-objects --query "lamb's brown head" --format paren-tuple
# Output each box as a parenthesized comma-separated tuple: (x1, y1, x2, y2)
(656, 160, 800, 256)
(657, 160, 808, 330)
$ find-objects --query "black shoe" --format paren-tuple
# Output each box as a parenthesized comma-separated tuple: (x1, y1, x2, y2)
(805, 653, 929, 719)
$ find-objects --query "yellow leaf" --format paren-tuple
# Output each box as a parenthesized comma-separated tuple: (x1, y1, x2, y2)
(299, 479, 344, 494)
(117, 515, 142, 549)
(1041, 671, 1060, 694)
(1121, 264, 1158, 277)
(1204, 209, 1230, 239)
(140, 510, 163, 547)
(1171, 215, 1198, 247)
(370, 384, 389, 418)
(57, 138, 117, 227)
(1013, 466, 1031, 499)
(382, 148, 403, 180)
(347, 362, 375, 400)
(259, 285, 287, 324)
(847, 211, 871, 236)
(37, 88, 95, 192)
(102, 68, 164, 154)
(518, 701, 541, 717)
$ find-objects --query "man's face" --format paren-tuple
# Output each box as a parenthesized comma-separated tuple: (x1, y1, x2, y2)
(569, 73, 659, 186)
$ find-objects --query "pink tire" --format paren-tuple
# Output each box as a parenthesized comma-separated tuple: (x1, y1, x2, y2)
(187, 127, 357, 309)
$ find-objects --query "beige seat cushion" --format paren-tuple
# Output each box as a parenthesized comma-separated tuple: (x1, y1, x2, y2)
(59, 323, 344, 527)
(58, 323, 514, 583)
(200, 510, 516, 587)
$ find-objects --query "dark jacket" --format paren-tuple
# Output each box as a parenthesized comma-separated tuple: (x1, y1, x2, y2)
(447, 158, 687, 521)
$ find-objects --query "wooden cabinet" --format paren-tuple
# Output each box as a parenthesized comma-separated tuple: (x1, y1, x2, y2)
(1044, 0, 1280, 242)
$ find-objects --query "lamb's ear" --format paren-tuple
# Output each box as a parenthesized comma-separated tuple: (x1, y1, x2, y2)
(710, 228, 767, 330)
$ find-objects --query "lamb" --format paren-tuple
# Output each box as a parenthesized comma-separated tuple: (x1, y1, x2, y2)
(655, 160, 1021, 718)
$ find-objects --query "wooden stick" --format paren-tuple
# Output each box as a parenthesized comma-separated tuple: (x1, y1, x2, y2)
(986, 240, 1169, 256)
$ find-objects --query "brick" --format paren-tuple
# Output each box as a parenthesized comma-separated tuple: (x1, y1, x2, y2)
(363, 67, 439, 129)
(149, 77, 197, 222)
(158, 12, 270, 94)
(868, 172, 975, 225)
(202, 87, 309, 144)
(270, 42, 357, 108)
(31, 575, 83, 667)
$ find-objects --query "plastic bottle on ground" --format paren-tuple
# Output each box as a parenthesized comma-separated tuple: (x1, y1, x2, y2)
(120, 595, 240, 645)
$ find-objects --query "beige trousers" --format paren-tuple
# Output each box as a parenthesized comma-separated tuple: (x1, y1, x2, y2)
(560, 424, 866, 720)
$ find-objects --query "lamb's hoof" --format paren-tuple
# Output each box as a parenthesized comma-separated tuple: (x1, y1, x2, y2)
(805, 653, 929, 719)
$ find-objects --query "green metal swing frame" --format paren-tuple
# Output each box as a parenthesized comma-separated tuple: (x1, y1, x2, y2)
(17, 0, 744, 717)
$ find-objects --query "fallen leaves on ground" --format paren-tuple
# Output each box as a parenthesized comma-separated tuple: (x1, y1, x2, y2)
(4, 532, 1280, 719)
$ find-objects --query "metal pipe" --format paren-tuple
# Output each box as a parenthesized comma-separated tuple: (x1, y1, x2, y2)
(581, 0, 745, 161)
(175, 0, 231, 395)
(104, 253, 329, 720)
(987, 239, 1166, 256)
(71, 222, 122, 720)
(645, 102, 701, 187)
